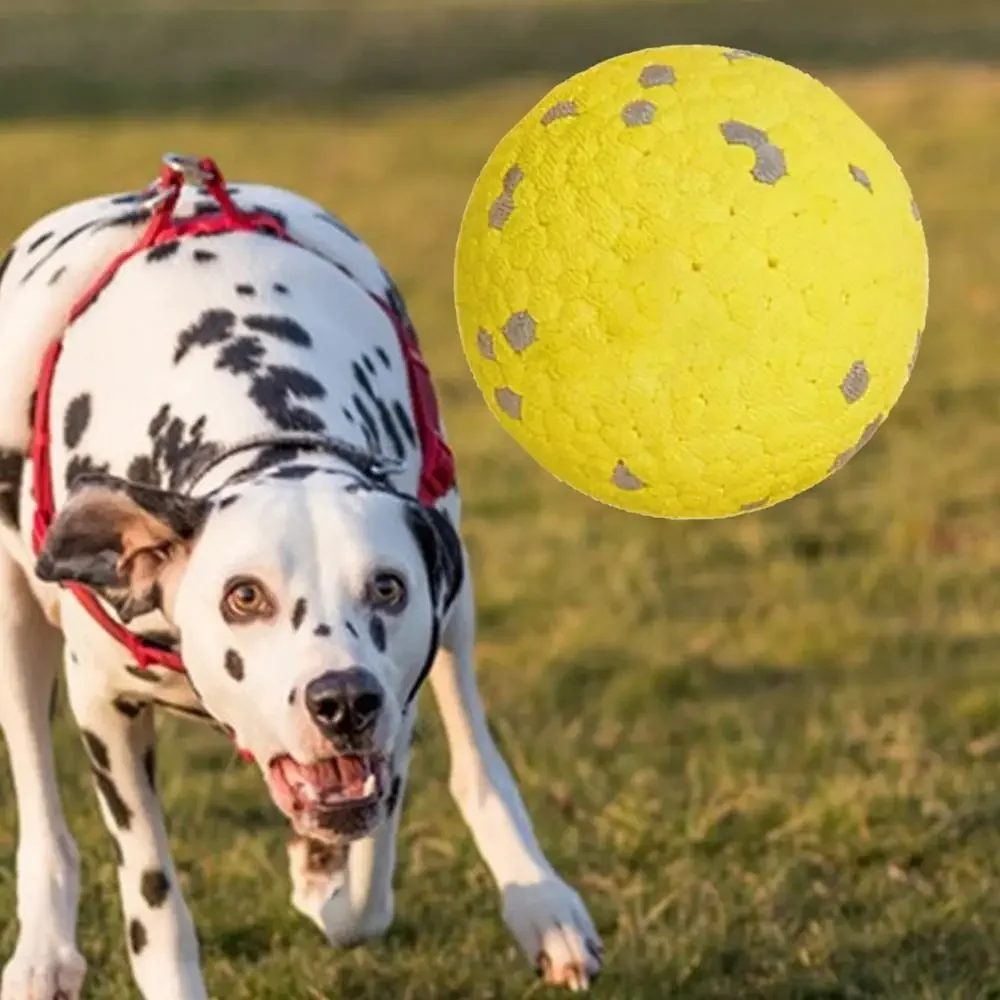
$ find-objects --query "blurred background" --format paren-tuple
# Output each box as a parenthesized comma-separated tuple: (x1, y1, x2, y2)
(0, 0, 998, 997)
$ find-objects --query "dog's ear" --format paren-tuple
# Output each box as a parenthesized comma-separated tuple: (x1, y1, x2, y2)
(405, 502, 464, 617)
(35, 473, 210, 622)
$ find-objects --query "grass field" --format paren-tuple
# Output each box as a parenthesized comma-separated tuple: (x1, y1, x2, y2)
(1, 2, 1000, 997)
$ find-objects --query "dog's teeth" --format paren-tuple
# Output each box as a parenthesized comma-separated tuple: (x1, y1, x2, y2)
(362, 772, 377, 797)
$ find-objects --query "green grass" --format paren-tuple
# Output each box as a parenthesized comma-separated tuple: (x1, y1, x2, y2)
(1, 11, 1000, 1000)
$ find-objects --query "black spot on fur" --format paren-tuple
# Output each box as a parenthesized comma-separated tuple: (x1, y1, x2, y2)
(352, 361, 376, 399)
(243, 314, 312, 349)
(140, 869, 170, 908)
(103, 208, 152, 230)
(341, 408, 355, 423)
(270, 463, 316, 481)
(375, 347, 391, 369)
(235, 283, 256, 297)
(48, 265, 66, 285)
(111, 191, 143, 205)
(362, 354, 377, 376)
(315, 211, 359, 240)
(93, 769, 133, 830)
(345, 621, 359, 639)
(291, 597, 307, 631)
(191, 201, 219, 218)
(125, 664, 161, 684)
(126, 455, 157, 486)
(147, 240, 180, 263)
(143, 746, 156, 790)
(374, 398, 405, 458)
(352, 395, 380, 451)
(217, 336, 265, 376)
(252, 204, 288, 229)
(314, 623, 331, 637)
(113, 696, 145, 719)
(0, 245, 14, 290)
(174, 309, 237, 364)
(224, 649, 245, 681)
(64, 454, 111, 494)
(273, 282, 289, 295)
(27, 231, 53, 253)
(386, 774, 402, 815)
(63, 394, 92, 450)
(193, 249, 217, 264)
(369, 615, 386, 653)
(136, 631, 179, 654)
(216, 493, 240, 511)
(81, 729, 111, 771)
(392, 401, 417, 447)
(249, 365, 326, 432)
(288, 687, 297, 705)
(0, 448, 24, 527)
(20, 219, 99, 284)
(128, 918, 147, 954)
(136, 405, 221, 491)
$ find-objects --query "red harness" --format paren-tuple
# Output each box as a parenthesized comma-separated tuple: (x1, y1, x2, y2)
(30, 154, 455, 688)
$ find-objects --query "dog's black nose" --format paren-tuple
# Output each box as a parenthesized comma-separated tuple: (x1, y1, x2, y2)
(304, 668, 384, 739)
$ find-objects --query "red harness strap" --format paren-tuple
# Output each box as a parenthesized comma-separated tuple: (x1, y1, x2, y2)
(30, 154, 455, 692)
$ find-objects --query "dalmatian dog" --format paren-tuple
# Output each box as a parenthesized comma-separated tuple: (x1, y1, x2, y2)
(0, 165, 602, 1000)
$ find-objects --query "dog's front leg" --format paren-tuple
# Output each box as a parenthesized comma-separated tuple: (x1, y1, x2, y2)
(64, 650, 208, 1000)
(288, 710, 415, 948)
(0, 550, 86, 1000)
(429, 574, 603, 991)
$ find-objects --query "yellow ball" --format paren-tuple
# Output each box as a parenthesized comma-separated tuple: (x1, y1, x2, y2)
(453, 45, 928, 518)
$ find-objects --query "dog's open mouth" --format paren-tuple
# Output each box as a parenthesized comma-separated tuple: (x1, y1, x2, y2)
(267, 754, 388, 820)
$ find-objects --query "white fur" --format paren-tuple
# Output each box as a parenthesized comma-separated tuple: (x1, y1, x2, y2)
(0, 178, 602, 999)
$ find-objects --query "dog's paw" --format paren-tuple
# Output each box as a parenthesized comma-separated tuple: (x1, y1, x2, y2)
(287, 835, 393, 949)
(0, 938, 86, 1000)
(502, 878, 603, 992)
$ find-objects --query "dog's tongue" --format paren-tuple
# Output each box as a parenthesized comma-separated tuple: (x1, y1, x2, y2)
(269, 755, 374, 814)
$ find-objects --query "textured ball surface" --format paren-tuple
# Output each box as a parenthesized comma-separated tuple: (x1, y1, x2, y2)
(454, 44, 929, 518)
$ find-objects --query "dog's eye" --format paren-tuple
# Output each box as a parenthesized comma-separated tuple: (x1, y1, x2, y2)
(366, 571, 407, 613)
(221, 578, 275, 623)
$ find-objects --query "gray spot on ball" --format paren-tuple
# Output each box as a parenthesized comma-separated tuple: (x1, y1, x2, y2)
(541, 100, 579, 125)
(611, 461, 644, 490)
(476, 328, 496, 360)
(721, 120, 768, 147)
(849, 164, 873, 192)
(638, 64, 676, 88)
(911, 199, 922, 222)
(740, 497, 770, 512)
(495, 387, 523, 420)
(503, 311, 536, 353)
(830, 414, 884, 472)
(721, 120, 787, 185)
(622, 100, 656, 127)
(488, 164, 525, 230)
(840, 361, 870, 403)
(723, 48, 756, 62)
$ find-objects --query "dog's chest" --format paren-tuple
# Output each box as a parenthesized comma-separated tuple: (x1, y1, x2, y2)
(46, 223, 424, 505)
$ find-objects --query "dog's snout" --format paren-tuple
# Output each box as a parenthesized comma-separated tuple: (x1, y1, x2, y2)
(304, 667, 384, 739)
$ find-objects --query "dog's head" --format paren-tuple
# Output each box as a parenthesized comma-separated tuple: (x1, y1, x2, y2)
(35, 457, 463, 844)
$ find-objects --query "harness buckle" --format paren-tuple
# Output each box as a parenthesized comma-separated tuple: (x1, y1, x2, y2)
(161, 152, 214, 187)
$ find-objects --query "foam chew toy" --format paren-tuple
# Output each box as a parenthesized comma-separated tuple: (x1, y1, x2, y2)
(454, 44, 929, 518)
